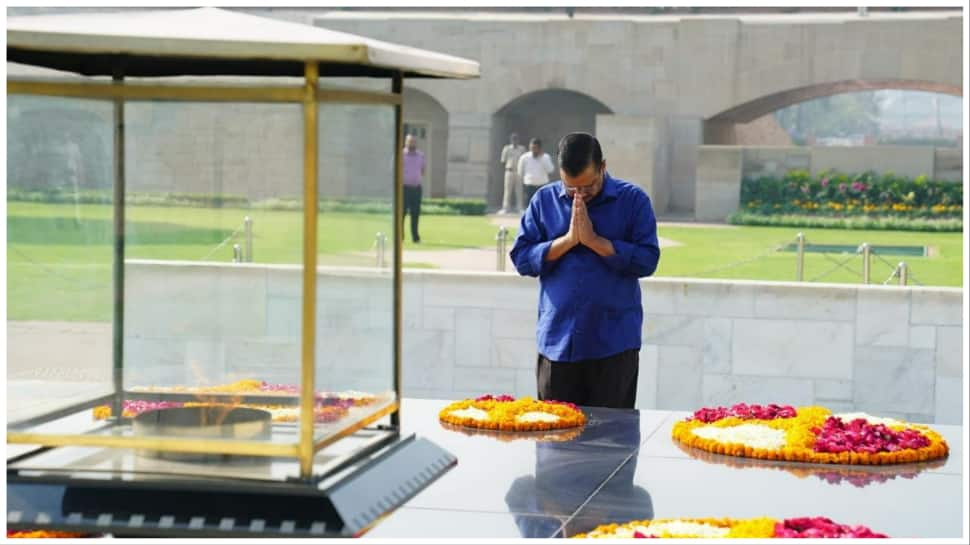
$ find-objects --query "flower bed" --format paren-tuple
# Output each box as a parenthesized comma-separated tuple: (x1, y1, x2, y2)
(572, 516, 886, 538)
(733, 170, 962, 231)
(439, 395, 586, 432)
(672, 404, 948, 465)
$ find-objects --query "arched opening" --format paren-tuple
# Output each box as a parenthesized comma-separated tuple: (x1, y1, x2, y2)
(402, 87, 449, 198)
(489, 89, 612, 209)
(704, 79, 962, 145)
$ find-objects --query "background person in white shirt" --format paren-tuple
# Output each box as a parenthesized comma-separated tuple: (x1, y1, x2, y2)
(498, 132, 527, 215)
(517, 138, 555, 206)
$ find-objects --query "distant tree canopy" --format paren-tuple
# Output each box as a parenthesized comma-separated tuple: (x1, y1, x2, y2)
(774, 92, 884, 142)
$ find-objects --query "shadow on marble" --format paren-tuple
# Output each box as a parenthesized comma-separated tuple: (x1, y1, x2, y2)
(572, 454, 963, 538)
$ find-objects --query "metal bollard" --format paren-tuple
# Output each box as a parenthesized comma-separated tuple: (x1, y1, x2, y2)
(232, 244, 242, 263)
(243, 216, 253, 262)
(898, 262, 908, 286)
(375, 232, 387, 268)
(860, 243, 871, 284)
(496, 226, 509, 272)
(795, 232, 805, 281)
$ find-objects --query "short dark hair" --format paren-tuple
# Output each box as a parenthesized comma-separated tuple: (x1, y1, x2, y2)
(558, 132, 603, 177)
(529, 138, 542, 148)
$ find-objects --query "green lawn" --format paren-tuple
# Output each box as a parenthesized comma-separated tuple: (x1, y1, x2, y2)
(6, 201, 964, 322)
(654, 225, 963, 287)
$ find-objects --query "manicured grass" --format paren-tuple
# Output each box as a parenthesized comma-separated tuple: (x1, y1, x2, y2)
(6, 202, 502, 322)
(6, 201, 964, 322)
(654, 224, 963, 287)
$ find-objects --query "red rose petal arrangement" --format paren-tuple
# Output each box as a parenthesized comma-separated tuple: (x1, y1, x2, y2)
(572, 516, 886, 538)
(92, 379, 378, 424)
(672, 403, 948, 465)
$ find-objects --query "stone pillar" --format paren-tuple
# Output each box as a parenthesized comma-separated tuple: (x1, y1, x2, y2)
(695, 146, 743, 222)
(595, 114, 669, 214)
(445, 113, 492, 202)
(668, 117, 703, 214)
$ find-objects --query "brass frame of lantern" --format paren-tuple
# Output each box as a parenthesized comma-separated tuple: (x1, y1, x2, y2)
(6, 62, 405, 479)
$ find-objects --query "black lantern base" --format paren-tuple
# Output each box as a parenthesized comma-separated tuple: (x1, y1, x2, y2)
(7, 434, 455, 537)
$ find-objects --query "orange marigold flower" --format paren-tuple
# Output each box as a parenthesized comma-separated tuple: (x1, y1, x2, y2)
(439, 396, 585, 432)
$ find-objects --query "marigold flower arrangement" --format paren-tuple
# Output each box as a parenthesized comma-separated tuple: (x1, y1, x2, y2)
(7, 530, 95, 538)
(93, 400, 350, 424)
(440, 420, 584, 443)
(672, 403, 948, 465)
(572, 516, 886, 539)
(439, 395, 585, 432)
(92, 380, 379, 424)
(128, 379, 378, 406)
(674, 440, 945, 488)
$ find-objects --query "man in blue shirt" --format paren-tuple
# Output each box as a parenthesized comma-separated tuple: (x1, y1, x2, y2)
(510, 132, 660, 408)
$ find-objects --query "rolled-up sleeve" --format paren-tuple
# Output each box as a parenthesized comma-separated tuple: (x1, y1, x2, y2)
(601, 192, 660, 278)
(510, 199, 557, 277)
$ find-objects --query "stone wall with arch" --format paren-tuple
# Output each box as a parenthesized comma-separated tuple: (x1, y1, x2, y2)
(489, 89, 613, 209)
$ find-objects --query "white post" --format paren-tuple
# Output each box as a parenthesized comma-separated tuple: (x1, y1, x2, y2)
(243, 216, 253, 262)
(496, 226, 509, 272)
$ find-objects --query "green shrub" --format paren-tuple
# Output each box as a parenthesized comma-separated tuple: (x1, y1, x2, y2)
(728, 211, 962, 232)
(6, 188, 487, 216)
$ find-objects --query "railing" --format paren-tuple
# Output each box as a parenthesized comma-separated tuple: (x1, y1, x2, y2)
(795, 234, 923, 286)
(680, 231, 924, 287)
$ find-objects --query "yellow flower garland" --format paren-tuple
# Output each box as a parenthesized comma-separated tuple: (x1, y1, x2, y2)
(671, 406, 949, 465)
(438, 397, 585, 432)
(673, 440, 946, 484)
(573, 517, 776, 538)
(439, 421, 584, 442)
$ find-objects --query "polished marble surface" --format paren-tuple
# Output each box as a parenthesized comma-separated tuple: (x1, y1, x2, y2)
(366, 400, 964, 539)
(393, 399, 665, 517)
(570, 455, 962, 538)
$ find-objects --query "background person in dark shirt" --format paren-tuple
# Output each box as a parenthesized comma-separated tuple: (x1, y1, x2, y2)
(509, 132, 660, 408)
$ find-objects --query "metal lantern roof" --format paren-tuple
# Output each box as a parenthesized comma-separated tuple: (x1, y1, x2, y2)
(6, 7, 480, 79)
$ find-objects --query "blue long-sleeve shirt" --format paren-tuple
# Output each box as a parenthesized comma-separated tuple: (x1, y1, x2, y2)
(509, 173, 660, 362)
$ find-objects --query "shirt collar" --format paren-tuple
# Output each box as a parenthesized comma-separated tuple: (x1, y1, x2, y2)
(556, 171, 618, 203)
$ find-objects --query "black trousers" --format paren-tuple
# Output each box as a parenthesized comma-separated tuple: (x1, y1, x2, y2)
(403, 185, 422, 242)
(524, 184, 541, 206)
(536, 349, 639, 409)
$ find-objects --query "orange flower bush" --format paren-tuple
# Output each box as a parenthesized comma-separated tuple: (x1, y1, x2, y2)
(672, 404, 948, 466)
(439, 395, 585, 432)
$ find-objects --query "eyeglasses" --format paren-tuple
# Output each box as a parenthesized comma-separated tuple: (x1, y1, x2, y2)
(564, 169, 603, 196)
